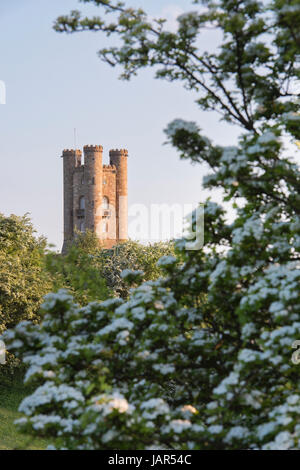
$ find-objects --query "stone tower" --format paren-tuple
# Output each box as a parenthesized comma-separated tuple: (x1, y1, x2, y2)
(61, 145, 128, 253)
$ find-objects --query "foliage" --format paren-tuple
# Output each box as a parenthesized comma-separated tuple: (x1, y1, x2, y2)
(4, 0, 300, 450)
(46, 233, 174, 302)
(54, 0, 300, 133)
(92, 240, 176, 298)
(0, 213, 51, 335)
(0, 213, 52, 376)
(45, 231, 110, 305)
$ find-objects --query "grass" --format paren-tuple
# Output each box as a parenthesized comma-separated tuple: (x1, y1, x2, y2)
(0, 374, 50, 450)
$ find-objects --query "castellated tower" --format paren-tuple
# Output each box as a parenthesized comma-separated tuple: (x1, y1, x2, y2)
(61, 145, 128, 253)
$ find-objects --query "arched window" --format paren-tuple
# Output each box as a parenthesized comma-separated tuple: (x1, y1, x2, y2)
(79, 196, 85, 210)
(102, 196, 109, 210)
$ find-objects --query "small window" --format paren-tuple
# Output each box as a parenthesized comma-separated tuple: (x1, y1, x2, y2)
(79, 196, 85, 210)
(80, 222, 85, 232)
(92, 177, 95, 185)
(102, 196, 109, 210)
(102, 222, 108, 233)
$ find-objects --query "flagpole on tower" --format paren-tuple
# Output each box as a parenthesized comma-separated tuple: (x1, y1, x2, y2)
(74, 128, 77, 151)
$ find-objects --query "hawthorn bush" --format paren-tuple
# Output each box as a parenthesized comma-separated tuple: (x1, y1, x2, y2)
(4, 0, 300, 449)
(45, 231, 111, 305)
(0, 214, 51, 376)
(92, 239, 176, 298)
(0, 213, 51, 334)
(46, 231, 176, 301)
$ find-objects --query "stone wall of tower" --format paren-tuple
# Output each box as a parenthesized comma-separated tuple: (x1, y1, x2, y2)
(83, 145, 103, 235)
(62, 145, 128, 252)
(62, 149, 82, 253)
(102, 165, 117, 244)
(109, 149, 128, 241)
(73, 165, 84, 233)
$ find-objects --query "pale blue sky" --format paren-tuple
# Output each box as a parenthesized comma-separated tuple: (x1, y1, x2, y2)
(0, 0, 240, 250)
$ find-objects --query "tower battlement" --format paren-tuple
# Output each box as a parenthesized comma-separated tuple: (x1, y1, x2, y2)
(109, 148, 128, 154)
(62, 145, 128, 253)
(83, 145, 103, 152)
(62, 149, 82, 155)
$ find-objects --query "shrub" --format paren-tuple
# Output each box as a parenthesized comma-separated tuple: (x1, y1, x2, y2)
(93, 240, 176, 298)
(45, 231, 110, 305)
(0, 213, 51, 334)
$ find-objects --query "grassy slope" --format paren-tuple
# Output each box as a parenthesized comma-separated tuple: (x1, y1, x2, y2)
(0, 376, 50, 450)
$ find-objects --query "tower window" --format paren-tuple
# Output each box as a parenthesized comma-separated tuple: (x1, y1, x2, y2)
(79, 196, 85, 210)
(102, 222, 108, 233)
(102, 196, 109, 210)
